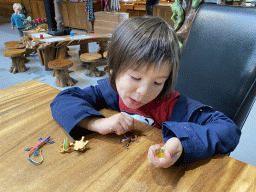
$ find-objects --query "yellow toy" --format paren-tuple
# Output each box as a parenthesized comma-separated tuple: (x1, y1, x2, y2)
(73, 136, 89, 151)
(59, 138, 74, 153)
(59, 137, 89, 153)
(35, 23, 48, 32)
(155, 148, 166, 158)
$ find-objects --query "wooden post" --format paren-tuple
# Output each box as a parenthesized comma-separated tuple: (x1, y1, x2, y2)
(38, 42, 56, 71)
(79, 43, 89, 56)
(97, 41, 108, 56)
(56, 41, 69, 59)
(10, 56, 28, 74)
(55, 68, 77, 87)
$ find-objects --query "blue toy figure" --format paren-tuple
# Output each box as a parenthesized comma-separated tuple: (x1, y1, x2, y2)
(11, 3, 26, 38)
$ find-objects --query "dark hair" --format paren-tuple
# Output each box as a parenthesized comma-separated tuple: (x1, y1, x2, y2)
(108, 16, 180, 99)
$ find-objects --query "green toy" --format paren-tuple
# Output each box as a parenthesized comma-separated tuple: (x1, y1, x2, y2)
(59, 138, 74, 153)
(156, 148, 166, 158)
(192, 0, 204, 9)
(171, 0, 184, 31)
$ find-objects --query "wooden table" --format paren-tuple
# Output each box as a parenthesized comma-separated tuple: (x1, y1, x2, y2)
(1, 81, 256, 191)
(23, 30, 110, 71)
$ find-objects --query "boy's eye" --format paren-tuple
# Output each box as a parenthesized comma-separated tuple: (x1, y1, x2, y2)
(154, 82, 162, 86)
(131, 76, 141, 81)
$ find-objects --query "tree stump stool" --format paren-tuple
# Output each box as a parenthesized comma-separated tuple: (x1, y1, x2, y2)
(80, 53, 105, 77)
(4, 41, 29, 63)
(3, 49, 28, 74)
(4, 41, 23, 47)
(48, 59, 78, 87)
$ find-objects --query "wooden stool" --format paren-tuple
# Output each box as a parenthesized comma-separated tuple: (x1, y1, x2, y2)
(4, 41, 29, 63)
(80, 53, 105, 77)
(48, 59, 78, 87)
(3, 49, 28, 74)
(4, 41, 23, 47)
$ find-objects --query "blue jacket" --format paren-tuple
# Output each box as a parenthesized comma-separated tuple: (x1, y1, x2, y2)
(50, 78, 241, 164)
(11, 13, 25, 29)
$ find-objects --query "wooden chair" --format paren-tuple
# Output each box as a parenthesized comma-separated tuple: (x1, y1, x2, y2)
(48, 59, 78, 87)
(3, 49, 28, 74)
(80, 53, 105, 77)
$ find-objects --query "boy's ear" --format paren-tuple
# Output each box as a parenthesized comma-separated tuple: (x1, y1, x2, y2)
(110, 69, 113, 75)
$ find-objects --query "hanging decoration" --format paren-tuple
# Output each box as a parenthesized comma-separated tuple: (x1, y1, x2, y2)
(86, 0, 95, 21)
(104, 0, 110, 11)
(110, 0, 120, 12)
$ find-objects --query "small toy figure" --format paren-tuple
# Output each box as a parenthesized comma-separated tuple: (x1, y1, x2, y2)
(155, 148, 166, 158)
(59, 137, 89, 153)
(35, 23, 48, 32)
(72, 136, 89, 151)
(118, 132, 139, 149)
(23, 18, 48, 31)
(59, 138, 74, 153)
(25, 136, 55, 165)
(11, 3, 26, 38)
(171, 0, 185, 31)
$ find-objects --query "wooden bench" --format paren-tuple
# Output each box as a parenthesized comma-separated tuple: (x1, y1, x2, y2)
(3, 49, 28, 74)
(48, 59, 78, 87)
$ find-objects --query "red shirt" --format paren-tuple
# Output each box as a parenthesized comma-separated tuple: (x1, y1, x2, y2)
(119, 91, 180, 128)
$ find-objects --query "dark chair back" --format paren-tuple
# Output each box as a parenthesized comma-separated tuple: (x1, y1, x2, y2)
(176, 4, 256, 129)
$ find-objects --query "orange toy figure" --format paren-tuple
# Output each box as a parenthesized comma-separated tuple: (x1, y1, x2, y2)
(25, 136, 55, 165)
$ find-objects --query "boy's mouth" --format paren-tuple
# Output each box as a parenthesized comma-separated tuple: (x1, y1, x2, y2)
(128, 97, 142, 106)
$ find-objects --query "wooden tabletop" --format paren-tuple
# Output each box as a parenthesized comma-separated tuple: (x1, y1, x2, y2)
(23, 30, 111, 45)
(1, 80, 256, 191)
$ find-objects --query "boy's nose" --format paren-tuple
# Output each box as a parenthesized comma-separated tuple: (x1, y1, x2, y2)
(136, 83, 151, 96)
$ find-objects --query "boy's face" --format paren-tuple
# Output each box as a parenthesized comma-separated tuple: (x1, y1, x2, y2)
(14, 7, 21, 14)
(115, 64, 171, 109)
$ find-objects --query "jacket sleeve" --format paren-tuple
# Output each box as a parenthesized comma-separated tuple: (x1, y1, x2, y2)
(11, 15, 15, 27)
(162, 107, 241, 164)
(50, 78, 119, 134)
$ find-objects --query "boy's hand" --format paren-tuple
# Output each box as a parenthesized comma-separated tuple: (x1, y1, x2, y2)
(147, 137, 183, 168)
(87, 113, 134, 135)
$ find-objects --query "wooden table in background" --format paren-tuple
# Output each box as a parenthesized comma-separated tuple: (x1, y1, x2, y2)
(119, 0, 172, 17)
(1, 81, 256, 191)
(23, 30, 110, 71)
